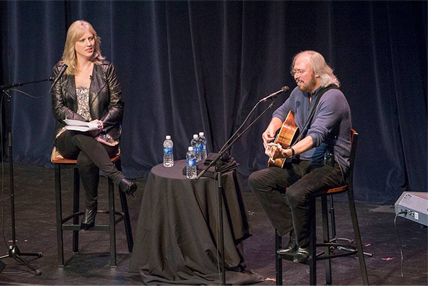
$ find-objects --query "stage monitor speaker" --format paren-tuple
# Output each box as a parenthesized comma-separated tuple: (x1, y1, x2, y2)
(395, 192, 428, 226)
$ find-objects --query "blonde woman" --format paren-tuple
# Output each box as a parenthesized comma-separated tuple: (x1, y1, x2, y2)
(51, 20, 136, 230)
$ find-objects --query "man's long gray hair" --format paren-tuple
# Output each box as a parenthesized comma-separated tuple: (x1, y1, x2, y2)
(292, 51, 340, 88)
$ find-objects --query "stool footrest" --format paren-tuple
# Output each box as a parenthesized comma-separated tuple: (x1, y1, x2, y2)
(62, 225, 111, 231)
(315, 250, 358, 261)
(277, 249, 328, 265)
(61, 210, 125, 225)
(317, 242, 354, 248)
(62, 212, 84, 224)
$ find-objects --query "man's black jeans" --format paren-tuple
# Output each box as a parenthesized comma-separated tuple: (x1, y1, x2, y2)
(248, 159, 344, 248)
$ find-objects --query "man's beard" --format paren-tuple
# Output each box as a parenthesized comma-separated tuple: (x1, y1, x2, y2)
(298, 74, 317, 93)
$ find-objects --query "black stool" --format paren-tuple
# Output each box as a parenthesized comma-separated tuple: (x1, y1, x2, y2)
(275, 130, 369, 285)
(51, 149, 133, 267)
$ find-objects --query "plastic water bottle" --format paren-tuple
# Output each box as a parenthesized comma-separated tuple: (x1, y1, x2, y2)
(199, 131, 207, 161)
(186, 146, 197, 179)
(163, 135, 174, 167)
(190, 134, 201, 162)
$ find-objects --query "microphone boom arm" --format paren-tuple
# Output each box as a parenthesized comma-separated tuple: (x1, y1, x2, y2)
(196, 99, 277, 179)
(0, 77, 52, 91)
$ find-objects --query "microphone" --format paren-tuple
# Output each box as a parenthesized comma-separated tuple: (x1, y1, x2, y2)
(259, 86, 289, 102)
(50, 64, 68, 88)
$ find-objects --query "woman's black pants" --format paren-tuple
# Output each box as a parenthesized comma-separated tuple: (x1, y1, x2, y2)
(55, 130, 124, 208)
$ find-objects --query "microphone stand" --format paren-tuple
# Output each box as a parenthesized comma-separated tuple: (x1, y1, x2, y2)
(0, 78, 52, 275)
(196, 96, 280, 285)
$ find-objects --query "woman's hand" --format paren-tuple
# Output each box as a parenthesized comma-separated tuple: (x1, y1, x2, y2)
(89, 120, 103, 137)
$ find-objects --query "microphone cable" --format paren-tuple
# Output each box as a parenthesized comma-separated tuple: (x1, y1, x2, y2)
(5, 88, 51, 99)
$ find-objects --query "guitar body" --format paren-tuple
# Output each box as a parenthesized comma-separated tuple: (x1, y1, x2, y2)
(267, 110, 299, 168)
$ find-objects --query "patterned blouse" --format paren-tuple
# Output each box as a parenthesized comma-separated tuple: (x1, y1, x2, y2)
(76, 86, 91, 121)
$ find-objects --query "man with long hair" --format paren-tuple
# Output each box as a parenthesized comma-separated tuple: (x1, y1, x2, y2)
(249, 50, 351, 263)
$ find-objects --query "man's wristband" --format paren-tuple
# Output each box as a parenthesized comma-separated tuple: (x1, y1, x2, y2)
(289, 147, 295, 157)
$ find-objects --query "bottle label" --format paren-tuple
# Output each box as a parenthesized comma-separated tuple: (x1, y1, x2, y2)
(187, 158, 196, 167)
(163, 146, 173, 155)
(202, 143, 206, 151)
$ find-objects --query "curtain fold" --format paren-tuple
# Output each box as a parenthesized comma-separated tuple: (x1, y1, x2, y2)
(2, 1, 426, 204)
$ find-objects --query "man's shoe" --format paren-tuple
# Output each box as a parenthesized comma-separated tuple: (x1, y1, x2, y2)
(277, 233, 298, 255)
(119, 179, 137, 197)
(293, 247, 310, 263)
(81, 207, 97, 230)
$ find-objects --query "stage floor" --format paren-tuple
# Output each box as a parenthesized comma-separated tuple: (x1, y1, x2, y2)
(0, 163, 426, 285)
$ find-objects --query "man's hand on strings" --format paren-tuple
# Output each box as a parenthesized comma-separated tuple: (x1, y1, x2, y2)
(265, 143, 286, 159)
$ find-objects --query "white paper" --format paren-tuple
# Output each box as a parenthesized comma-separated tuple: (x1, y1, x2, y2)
(64, 119, 99, 132)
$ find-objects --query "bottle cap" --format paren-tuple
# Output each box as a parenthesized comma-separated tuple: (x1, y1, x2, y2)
(166, 135, 171, 140)
(193, 134, 198, 139)
(199, 132, 204, 136)
(188, 146, 193, 151)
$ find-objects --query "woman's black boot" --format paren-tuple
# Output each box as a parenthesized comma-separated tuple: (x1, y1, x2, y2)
(119, 179, 137, 197)
(81, 206, 97, 230)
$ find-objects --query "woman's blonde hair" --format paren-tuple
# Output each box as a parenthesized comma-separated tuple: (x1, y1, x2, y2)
(62, 20, 105, 75)
(292, 50, 340, 88)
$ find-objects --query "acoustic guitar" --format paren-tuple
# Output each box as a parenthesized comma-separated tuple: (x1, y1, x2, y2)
(267, 110, 299, 168)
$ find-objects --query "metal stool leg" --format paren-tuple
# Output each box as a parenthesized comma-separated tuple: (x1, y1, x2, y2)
(309, 198, 317, 286)
(120, 191, 134, 252)
(72, 168, 80, 253)
(275, 231, 283, 285)
(108, 177, 117, 267)
(54, 164, 64, 267)
(348, 190, 369, 285)
(321, 196, 332, 285)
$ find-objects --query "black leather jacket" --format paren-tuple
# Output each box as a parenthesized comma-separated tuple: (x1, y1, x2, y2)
(51, 61, 123, 141)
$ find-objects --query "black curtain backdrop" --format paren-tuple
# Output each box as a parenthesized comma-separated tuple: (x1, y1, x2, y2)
(0, 1, 426, 204)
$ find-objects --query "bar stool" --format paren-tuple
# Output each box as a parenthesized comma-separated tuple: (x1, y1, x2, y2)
(51, 147, 133, 267)
(275, 130, 369, 285)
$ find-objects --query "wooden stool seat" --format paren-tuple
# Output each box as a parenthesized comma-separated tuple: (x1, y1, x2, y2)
(51, 154, 121, 165)
(52, 147, 133, 267)
(51, 146, 121, 164)
(326, 185, 347, 194)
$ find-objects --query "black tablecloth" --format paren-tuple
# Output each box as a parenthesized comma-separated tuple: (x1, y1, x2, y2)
(129, 160, 263, 284)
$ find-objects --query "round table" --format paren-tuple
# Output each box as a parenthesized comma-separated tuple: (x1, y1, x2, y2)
(129, 160, 263, 284)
